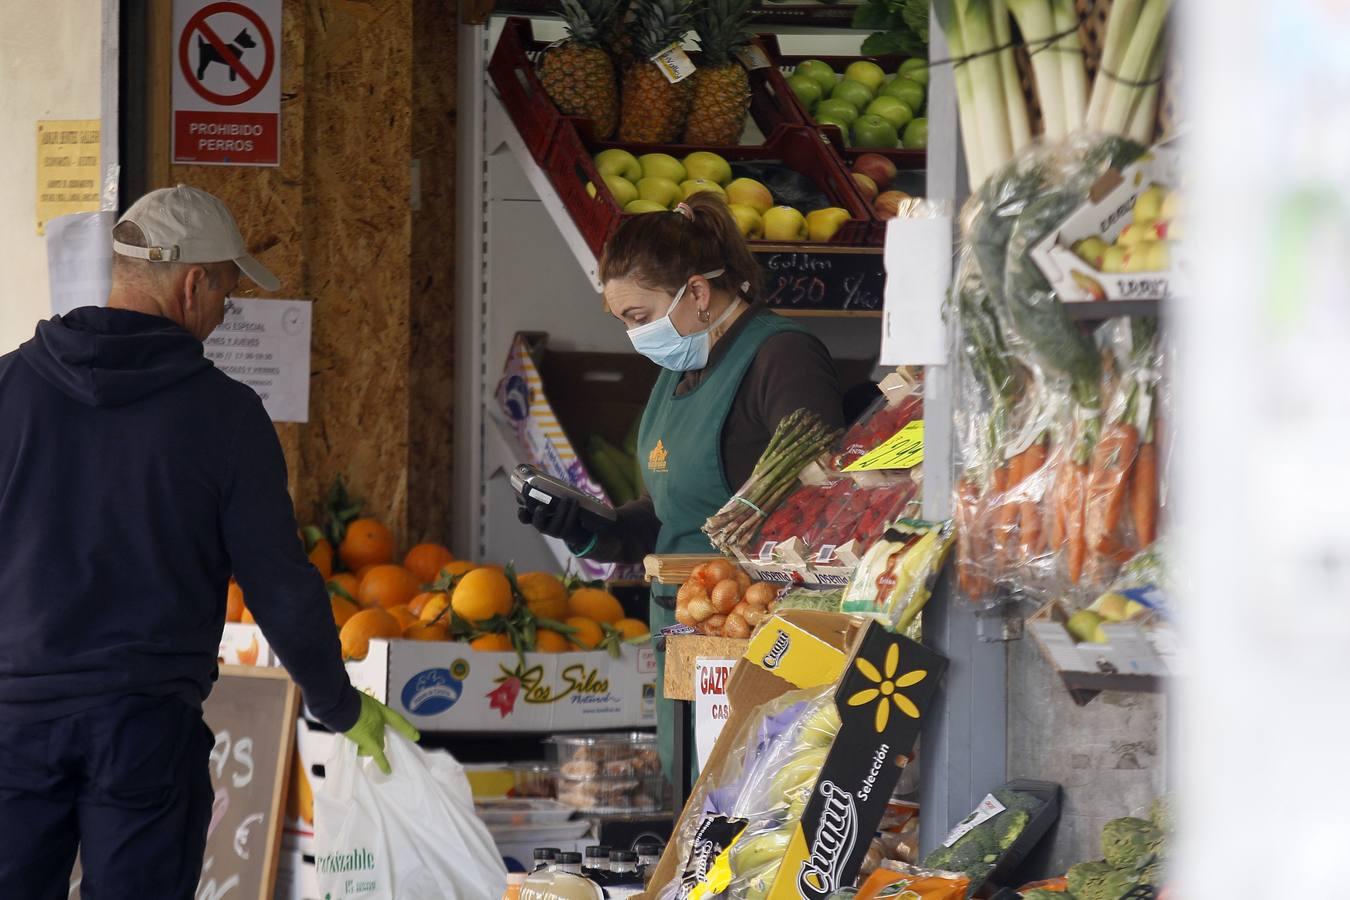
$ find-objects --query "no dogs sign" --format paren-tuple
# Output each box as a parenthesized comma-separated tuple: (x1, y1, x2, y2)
(171, 0, 281, 166)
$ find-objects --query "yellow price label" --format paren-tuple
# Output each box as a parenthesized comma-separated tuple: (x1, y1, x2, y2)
(842, 420, 924, 472)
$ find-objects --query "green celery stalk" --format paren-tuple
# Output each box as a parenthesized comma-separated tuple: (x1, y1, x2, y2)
(1099, 0, 1171, 135)
(1005, 0, 1064, 139)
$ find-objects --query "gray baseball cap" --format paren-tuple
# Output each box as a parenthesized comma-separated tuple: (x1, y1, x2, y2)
(112, 185, 280, 291)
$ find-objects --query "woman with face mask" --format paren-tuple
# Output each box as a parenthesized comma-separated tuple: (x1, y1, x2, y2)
(519, 191, 844, 784)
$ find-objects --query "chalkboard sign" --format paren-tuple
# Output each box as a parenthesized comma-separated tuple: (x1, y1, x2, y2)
(67, 666, 299, 900)
(755, 249, 886, 313)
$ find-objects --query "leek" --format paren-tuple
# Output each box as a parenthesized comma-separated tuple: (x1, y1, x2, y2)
(1051, 0, 1088, 133)
(1085, 0, 1142, 130)
(957, 0, 1014, 180)
(1099, 0, 1171, 135)
(991, 0, 1032, 151)
(935, 0, 990, 183)
(1127, 40, 1165, 143)
(1006, 0, 1065, 138)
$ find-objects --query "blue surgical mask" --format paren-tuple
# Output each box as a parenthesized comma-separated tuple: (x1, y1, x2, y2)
(627, 269, 740, 371)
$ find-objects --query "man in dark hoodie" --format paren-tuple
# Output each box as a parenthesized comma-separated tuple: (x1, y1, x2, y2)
(0, 185, 416, 897)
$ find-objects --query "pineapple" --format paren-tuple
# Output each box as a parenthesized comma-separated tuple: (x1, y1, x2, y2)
(537, 0, 622, 139)
(618, 0, 696, 143)
(683, 0, 756, 144)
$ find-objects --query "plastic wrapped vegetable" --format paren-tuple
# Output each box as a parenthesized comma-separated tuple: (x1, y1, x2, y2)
(1100, 816, 1162, 869)
(854, 862, 970, 899)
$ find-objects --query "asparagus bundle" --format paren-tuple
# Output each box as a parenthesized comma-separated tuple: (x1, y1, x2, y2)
(704, 410, 842, 554)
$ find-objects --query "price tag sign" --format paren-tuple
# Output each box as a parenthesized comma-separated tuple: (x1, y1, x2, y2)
(842, 420, 924, 472)
(652, 42, 697, 84)
(694, 658, 738, 770)
(734, 44, 772, 71)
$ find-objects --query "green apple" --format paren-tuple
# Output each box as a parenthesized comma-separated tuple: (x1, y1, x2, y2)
(844, 60, 886, 92)
(638, 152, 686, 183)
(625, 199, 671, 214)
(594, 148, 641, 181)
(814, 114, 852, 145)
(762, 205, 807, 241)
(806, 207, 852, 242)
(852, 114, 899, 149)
(881, 77, 925, 113)
(725, 177, 774, 214)
(831, 79, 875, 109)
(1100, 245, 1128, 273)
(816, 98, 861, 126)
(728, 203, 764, 239)
(902, 117, 927, 149)
(588, 173, 638, 206)
(637, 176, 683, 209)
(865, 96, 914, 131)
(683, 151, 733, 186)
(796, 60, 837, 95)
(786, 74, 824, 112)
(681, 178, 727, 201)
(898, 58, 929, 85)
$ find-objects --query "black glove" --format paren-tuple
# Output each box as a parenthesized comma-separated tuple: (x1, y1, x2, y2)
(516, 493, 594, 550)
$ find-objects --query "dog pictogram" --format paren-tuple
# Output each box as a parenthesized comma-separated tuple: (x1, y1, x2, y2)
(196, 27, 257, 82)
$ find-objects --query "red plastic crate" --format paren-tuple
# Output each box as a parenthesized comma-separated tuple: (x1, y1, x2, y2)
(757, 34, 927, 173)
(544, 123, 877, 258)
(489, 17, 808, 161)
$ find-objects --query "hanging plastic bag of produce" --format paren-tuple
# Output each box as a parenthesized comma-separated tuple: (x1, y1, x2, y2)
(839, 519, 956, 639)
(853, 861, 970, 899)
(314, 731, 507, 900)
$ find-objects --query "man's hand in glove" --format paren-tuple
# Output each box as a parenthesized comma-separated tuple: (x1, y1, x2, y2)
(516, 493, 594, 552)
(344, 693, 420, 774)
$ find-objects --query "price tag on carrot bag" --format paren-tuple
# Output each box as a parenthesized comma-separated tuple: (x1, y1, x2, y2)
(734, 44, 772, 70)
(652, 42, 697, 83)
(843, 420, 925, 472)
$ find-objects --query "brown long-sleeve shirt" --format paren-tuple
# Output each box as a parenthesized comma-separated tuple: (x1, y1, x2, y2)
(587, 305, 844, 565)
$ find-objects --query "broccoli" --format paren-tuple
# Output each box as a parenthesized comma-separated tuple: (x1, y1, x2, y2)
(1150, 795, 1173, 834)
(1101, 817, 1161, 869)
(923, 832, 990, 875)
(1066, 861, 1137, 900)
(1022, 892, 1073, 900)
(994, 809, 1030, 850)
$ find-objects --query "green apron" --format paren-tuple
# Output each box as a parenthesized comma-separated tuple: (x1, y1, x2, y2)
(638, 311, 807, 787)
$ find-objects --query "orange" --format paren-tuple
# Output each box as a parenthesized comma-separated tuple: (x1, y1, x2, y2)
(331, 594, 360, 628)
(408, 591, 438, 617)
(404, 620, 450, 641)
(613, 618, 650, 640)
(404, 543, 455, 584)
(355, 563, 379, 583)
(439, 559, 480, 580)
(387, 604, 419, 630)
(339, 608, 401, 661)
(328, 573, 360, 603)
(517, 572, 570, 621)
(339, 518, 395, 571)
(418, 592, 452, 624)
(568, 587, 624, 625)
(226, 581, 246, 623)
(565, 616, 604, 650)
(534, 629, 570, 653)
(307, 538, 334, 580)
(241, 606, 256, 625)
(358, 565, 422, 610)
(452, 568, 514, 624)
(470, 633, 515, 652)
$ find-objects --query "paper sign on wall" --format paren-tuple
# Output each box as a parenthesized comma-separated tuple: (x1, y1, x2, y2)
(171, 0, 282, 166)
(881, 215, 952, 365)
(36, 120, 101, 235)
(694, 658, 737, 770)
(204, 298, 311, 422)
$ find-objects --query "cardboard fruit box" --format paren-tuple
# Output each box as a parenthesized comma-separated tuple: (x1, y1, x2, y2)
(218, 622, 275, 667)
(1030, 140, 1185, 303)
(345, 638, 658, 733)
(1026, 599, 1175, 704)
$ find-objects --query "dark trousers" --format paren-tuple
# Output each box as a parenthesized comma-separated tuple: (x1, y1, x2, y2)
(0, 695, 214, 900)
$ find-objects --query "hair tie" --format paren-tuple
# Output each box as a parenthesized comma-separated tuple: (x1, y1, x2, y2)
(673, 202, 694, 220)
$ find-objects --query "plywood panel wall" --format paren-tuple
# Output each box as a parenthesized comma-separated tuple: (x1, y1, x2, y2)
(147, 0, 457, 551)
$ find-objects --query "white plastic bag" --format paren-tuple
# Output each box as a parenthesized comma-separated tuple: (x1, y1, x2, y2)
(314, 731, 507, 900)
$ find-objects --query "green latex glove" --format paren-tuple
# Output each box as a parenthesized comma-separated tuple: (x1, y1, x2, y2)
(344, 693, 420, 775)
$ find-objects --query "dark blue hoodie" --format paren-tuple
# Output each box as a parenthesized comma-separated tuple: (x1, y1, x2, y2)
(0, 307, 360, 731)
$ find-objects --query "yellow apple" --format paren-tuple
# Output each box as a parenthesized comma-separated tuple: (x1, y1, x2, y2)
(637, 176, 683, 209)
(1117, 220, 1154, 247)
(681, 179, 727, 201)
(805, 207, 852, 242)
(728, 203, 764, 239)
(1145, 240, 1171, 270)
(594, 148, 641, 181)
(1133, 184, 1167, 222)
(587, 173, 637, 206)
(1121, 245, 1151, 273)
(762, 206, 807, 241)
(725, 178, 774, 214)
(1160, 190, 1181, 221)
(638, 152, 686, 183)
(1073, 236, 1109, 269)
(683, 151, 733, 185)
(625, 199, 671, 214)
(1100, 245, 1128, 273)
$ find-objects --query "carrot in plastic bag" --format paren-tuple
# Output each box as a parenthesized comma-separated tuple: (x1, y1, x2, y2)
(955, 476, 980, 597)
(855, 864, 969, 900)
(1018, 437, 1049, 560)
(1131, 438, 1159, 547)
(1085, 422, 1140, 554)
(1064, 461, 1088, 584)
(984, 461, 1012, 571)
(996, 451, 1028, 568)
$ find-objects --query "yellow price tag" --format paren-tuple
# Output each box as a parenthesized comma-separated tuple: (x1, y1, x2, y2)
(842, 420, 924, 472)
